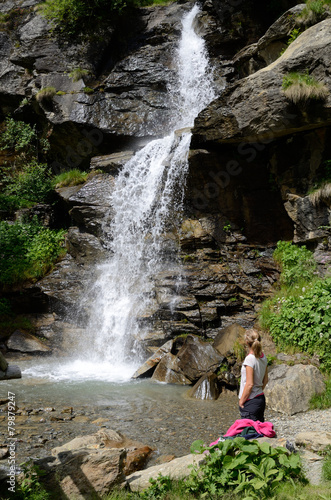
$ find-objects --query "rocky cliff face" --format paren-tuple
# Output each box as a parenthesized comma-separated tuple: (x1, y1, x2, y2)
(1, 0, 331, 363)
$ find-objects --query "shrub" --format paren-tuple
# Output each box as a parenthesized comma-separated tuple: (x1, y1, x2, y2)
(260, 278, 331, 372)
(0, 117, 37, 153)
(282, 71, 329, 104)
(322, 446, 331, 482)
(273, 240, 317, 288)
(4, 161, 53, 204)
(0, 218, 66, 286)
(36, 86, 56, 102)
(53, 169, 88, 187)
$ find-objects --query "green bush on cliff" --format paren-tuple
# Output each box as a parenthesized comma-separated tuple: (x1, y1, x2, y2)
(40, 0, 170, 35)
(0, 218, 66, 286)
(298, 0, 331, 25)
(259, 241, 331, 372)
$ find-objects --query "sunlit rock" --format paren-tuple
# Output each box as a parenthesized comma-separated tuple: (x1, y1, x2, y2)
(151, 352, 191, 385)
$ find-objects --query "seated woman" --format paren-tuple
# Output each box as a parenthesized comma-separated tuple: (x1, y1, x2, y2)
(238, 329, 268, 422)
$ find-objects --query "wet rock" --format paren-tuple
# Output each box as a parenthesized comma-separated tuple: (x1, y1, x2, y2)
(151, 352, 191, 385)
(90, 151, 134, 174)
(126, 453, 205, 491)
(6, 330, 50, 353)
(65, 227, 107, 263)
(213, 323, 246, 356)
(186, 372, 220, 400)
(132, 340, 174, 379)
(0, 365, 21, 380)
(265, 364, 326, 415)
(176, 335, 225, 382)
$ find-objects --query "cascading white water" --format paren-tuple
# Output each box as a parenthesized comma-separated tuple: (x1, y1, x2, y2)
(78, 4, 215, 376)
(24, 4, 215, 382)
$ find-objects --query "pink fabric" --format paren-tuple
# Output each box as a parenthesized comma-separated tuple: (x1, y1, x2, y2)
(209, 439, 220, 446)
(224, 419, 276, 438)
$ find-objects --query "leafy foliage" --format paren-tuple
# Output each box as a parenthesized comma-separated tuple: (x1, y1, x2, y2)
(12, 461, 51, 500)
(298, 0, 331, 24)
(0, 218, 66, 286)
(273, 240, 317, 288)
(2, 161, 53, 206)
(259, 241, 331, 373)
(0, 117, 37, 153)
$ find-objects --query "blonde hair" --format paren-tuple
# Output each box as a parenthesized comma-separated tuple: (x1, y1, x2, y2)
(245, 329, 262, 358)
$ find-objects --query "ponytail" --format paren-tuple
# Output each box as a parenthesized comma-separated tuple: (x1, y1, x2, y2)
(245, 329, 262, 358)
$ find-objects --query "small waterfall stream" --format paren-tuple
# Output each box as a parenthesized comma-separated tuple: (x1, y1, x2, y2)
(25, 4, 216, 382)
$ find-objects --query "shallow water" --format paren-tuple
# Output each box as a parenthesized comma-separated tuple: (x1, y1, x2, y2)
(1, 357, 241, 463)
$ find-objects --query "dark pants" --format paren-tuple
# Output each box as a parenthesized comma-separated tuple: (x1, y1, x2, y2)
(239, 394, 266, 422)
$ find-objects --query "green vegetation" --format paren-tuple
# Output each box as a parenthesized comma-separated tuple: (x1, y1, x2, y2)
(280, 28, 303, 55)
(0, 117, 37, 153)
(40, 0, 173, 36)
(53, 168, 88, 187)
(0, 218, 66, 286)
(259, 241, 331, 373)
(68, 67, 91, 82)
(36, 86, 57, 102)
(83, 86, 94, 94)
(322, 446, 331, 483)
(282, 71, 329, 104)
(310, 375, 331, 409)
(298, 0, 331, 25)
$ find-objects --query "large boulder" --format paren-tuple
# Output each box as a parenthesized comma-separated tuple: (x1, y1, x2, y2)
(213, 323, 246, 356)
(192, 19, 331, 145)
(126, 453, 205, 492)
(264, 364, 326, 415)
(132, 340, 174, 379)
(6, 330, 50, 353)
(177, 335, 225, 382)
(151, 352, 191, 385)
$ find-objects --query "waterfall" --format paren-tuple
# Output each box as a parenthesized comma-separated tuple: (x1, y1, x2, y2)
(44, 4, 215, 382)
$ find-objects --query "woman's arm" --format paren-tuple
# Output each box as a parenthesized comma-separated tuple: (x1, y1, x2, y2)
(239, 365, 254, 408)
(262, 366, 268, 390)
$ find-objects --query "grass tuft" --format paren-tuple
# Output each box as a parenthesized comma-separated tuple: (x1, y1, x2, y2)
(282, 71, 329, 104)
(36, 86, 56, 102)
(53, 169, 88, 187)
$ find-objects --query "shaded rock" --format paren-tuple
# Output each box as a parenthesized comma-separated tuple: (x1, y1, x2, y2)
(90, 151, 134, 173)
(213, 323, 246, 356)
(132, 339, 174, 379)
(126, 453, 205, 492)
(264, 364, 326, 415)
(234, 4, 306, 76)
(151, 352, 191, 385)
(295, 431, 331, 452)
(7, 330, 50, 353)
(0, 365, 22, 380)
(177, 335, 225, 382)
(65, 227, 107, 263)
(284, 193, 331, 243)
(0, 352, 8, 371)
(186, 372, 220, 400)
